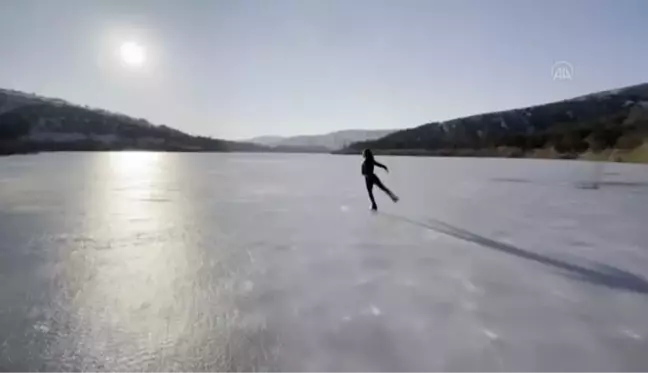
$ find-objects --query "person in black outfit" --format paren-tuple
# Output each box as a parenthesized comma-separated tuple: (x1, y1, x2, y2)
(361, 149, 399, 211)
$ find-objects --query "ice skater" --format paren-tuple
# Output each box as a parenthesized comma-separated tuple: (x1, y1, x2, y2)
(361, 149, 399, 211)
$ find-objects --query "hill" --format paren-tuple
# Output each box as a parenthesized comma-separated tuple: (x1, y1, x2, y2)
(340, 83, 648, 162)
(248, 129, 396, 151)
(0, 88, 267, 155)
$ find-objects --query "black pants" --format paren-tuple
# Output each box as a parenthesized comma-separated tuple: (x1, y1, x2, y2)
(365, 174, 393, 208)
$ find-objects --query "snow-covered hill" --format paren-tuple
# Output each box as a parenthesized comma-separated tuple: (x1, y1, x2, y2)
(343, 82, 648, 160)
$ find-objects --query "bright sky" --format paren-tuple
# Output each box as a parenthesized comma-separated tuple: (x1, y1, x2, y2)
(1, 0, 647, 140)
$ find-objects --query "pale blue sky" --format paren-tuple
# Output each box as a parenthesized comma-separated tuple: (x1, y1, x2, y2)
(1, 0, 647, 139)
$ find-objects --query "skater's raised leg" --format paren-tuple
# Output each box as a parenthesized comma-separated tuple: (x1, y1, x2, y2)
(373, 175, 399, 202)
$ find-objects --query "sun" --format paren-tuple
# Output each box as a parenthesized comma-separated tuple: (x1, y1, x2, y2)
(119, 41, 145, 67)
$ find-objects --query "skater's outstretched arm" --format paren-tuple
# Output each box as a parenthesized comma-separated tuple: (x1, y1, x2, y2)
(373, 160, 388, 172)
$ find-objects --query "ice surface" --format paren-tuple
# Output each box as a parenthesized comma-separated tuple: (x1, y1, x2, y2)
(1, 152, 648, 371)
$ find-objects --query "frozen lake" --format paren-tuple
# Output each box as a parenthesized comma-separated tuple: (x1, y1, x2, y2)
(1, 152, 648, 371)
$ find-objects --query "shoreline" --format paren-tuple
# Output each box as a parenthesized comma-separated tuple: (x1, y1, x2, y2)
(3, 145, 648, 163)
(333, 144, 648, 163)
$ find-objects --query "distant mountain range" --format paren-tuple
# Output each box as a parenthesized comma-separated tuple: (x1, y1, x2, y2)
(0, 88, 267, 155)
(4, 83, 648, 162)
(247, 129, 396, 151)
(0, 88, 395, 156)
(339, 82, 648, 162)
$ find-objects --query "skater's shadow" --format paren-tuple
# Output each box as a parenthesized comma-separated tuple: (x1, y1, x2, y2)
(383, 213, 648, 295)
